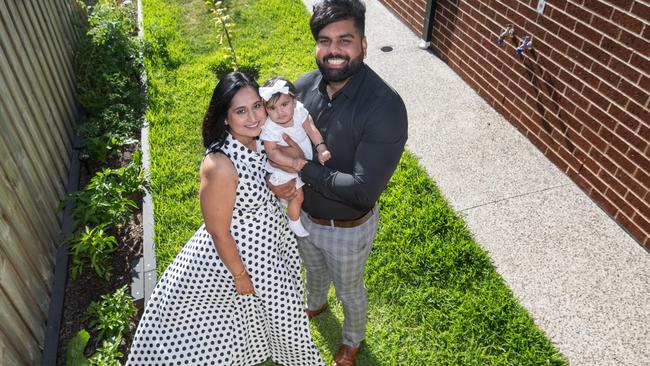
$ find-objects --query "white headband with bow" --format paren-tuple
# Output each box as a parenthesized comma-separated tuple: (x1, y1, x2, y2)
(259, 79, 290, 101)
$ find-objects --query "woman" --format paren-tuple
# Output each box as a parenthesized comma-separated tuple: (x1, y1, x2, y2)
(128, 72, 324, 366)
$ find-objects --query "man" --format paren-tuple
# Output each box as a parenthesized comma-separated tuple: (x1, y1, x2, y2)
(270, 1, 407, 365)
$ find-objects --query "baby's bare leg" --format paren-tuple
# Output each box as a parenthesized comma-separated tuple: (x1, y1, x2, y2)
(287, 188, 304, 220)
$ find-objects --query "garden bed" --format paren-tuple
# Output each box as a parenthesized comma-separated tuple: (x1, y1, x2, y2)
(56, 145, 145, 365)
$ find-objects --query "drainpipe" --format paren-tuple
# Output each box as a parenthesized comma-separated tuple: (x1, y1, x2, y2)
(418, 0, 437, 49)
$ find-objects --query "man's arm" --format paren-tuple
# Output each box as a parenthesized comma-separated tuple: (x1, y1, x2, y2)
(301, 95, 408, 208)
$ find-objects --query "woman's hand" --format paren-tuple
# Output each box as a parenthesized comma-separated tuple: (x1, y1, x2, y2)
(234, 273, 255, 296)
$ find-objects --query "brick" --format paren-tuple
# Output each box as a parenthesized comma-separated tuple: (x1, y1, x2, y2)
(517, 2, 539, 20)
(615, 123, 648, 153)
(573, 64, 601, 89)
(599, 125, 628, 155)
(640, 75, 650, 93)
(545, 32, 571, 54)
(608, 103, 641, 132)
(626, 99, 650, 123)
(566, 2, 593, 23)
(582, 41, 612, 65)
(598, 79, 630, 106)
(600, 36, 633, 62)
(566, 45, 594, 69)
(564, 87, 590, 111)
(581, 124, 609, 152)
(558, 144, 582, 169)
(630, 53, 650, 71)
(634, 167, 650, 190)
(590, 16, 622, 40)
(582, 84, 611, 111)
(618, 79, 649, 105)
(566, 125, 590, 151)
(619, 31, 650, 57)
(583, 1, 614, 18)
(599, 168, 629, 197)
(559, 107, 584, 132)
(606, 0, 634, 12)
(606, 188, 636, 217)
(616, 167, 648, 201)
(608, 57, 640, 84)
(627, 190, 650, 220)
(560, 27, 587, 53)
(631, 2, 650, 22)
(611, 9, 644, 34)
(590, 61, 620, 86)
(590, 147, 617, 172)
(607, 145, 637, 173)
(632, 213, 650, 235)
(575, 23, 603, 48)
(582, 164, 608, 192)
(627, 148, 650, 172)
(550, 7, 577, 29)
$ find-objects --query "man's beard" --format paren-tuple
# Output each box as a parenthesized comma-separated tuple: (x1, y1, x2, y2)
(316, 54, 364, 83)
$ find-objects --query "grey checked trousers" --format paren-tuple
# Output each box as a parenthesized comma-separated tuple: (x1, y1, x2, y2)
(297, 205, 379, 347)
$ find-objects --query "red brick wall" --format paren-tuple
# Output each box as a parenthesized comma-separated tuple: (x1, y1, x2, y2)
(379, 0, 650, 249)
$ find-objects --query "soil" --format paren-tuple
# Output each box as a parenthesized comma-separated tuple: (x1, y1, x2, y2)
(56, 143, 145, 365)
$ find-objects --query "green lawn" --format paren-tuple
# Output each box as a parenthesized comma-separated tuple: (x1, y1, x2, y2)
(142, 0, 566, 364)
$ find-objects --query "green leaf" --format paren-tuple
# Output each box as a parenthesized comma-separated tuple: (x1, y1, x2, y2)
(66, 329, 91, 366)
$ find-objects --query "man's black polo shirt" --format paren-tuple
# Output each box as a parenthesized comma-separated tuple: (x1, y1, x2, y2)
(295, 64, 408, 220)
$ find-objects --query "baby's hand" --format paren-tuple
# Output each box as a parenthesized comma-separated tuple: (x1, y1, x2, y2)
(291, 158, 307, 171)
(318, 150, 331, 165)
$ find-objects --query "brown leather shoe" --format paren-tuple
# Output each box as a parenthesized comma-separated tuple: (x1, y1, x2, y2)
(331, 344, 360, 366)
(305, 303, 329, 320)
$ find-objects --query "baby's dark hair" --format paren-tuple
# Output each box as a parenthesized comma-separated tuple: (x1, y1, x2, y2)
(262, 76, 297, 105)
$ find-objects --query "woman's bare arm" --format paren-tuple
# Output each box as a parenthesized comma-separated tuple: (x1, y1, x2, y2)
(200, 153, 254, 295)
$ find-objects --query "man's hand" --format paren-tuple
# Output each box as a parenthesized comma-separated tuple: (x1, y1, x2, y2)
(269, 134, 306, 173)
(266, 176, 298, 200)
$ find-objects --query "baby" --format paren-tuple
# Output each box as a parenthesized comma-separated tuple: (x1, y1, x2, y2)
(259, 77, 331, 237)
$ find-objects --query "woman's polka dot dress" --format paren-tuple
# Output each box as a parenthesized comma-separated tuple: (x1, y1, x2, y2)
(127, 134, 324, 366)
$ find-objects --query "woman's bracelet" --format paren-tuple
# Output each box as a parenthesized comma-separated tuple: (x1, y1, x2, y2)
(314, 141, 326, 149)
(232, 268, 247, 280)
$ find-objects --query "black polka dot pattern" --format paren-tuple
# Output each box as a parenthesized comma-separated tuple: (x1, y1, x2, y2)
(127, 134, 324, 365)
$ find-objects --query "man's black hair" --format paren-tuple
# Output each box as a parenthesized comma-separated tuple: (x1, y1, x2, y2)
(310, 0, 366, 40)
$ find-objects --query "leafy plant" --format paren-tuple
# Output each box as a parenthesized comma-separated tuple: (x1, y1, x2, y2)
(206, 0, 239, 69)
(86, 285, 137, 342)
(68, 224, 118, 280)
(75, 0, 145, 160)
(65, 151, 144, 229)
(66, 329, 91, 366)
(88, 338, 123, 366)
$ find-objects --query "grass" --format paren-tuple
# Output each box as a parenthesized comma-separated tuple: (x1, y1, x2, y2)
(142, 0, 567, 364)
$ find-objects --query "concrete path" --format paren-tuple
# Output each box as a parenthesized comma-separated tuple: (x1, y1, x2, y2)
(302, 1, 650, 365)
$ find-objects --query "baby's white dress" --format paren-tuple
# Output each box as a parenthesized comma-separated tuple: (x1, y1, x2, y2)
(260, 101, 312, 187)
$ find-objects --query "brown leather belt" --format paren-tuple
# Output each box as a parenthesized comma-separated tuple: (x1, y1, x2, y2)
(308, 208, 374, 228)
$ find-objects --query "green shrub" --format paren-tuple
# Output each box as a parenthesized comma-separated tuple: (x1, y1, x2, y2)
(65, 150, 144, 229)
(68, 224, 118, 280)
(75, 0, 145, 160)
(86, 285, 137, 342)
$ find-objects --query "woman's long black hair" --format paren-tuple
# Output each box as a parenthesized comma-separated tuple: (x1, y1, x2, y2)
(202, 72, 260, 149)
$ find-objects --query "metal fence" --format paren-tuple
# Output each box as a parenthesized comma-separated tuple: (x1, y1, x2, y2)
(0, 1, 80, 363)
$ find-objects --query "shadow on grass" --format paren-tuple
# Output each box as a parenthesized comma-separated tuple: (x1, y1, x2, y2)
(312, 308, 382, 366)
